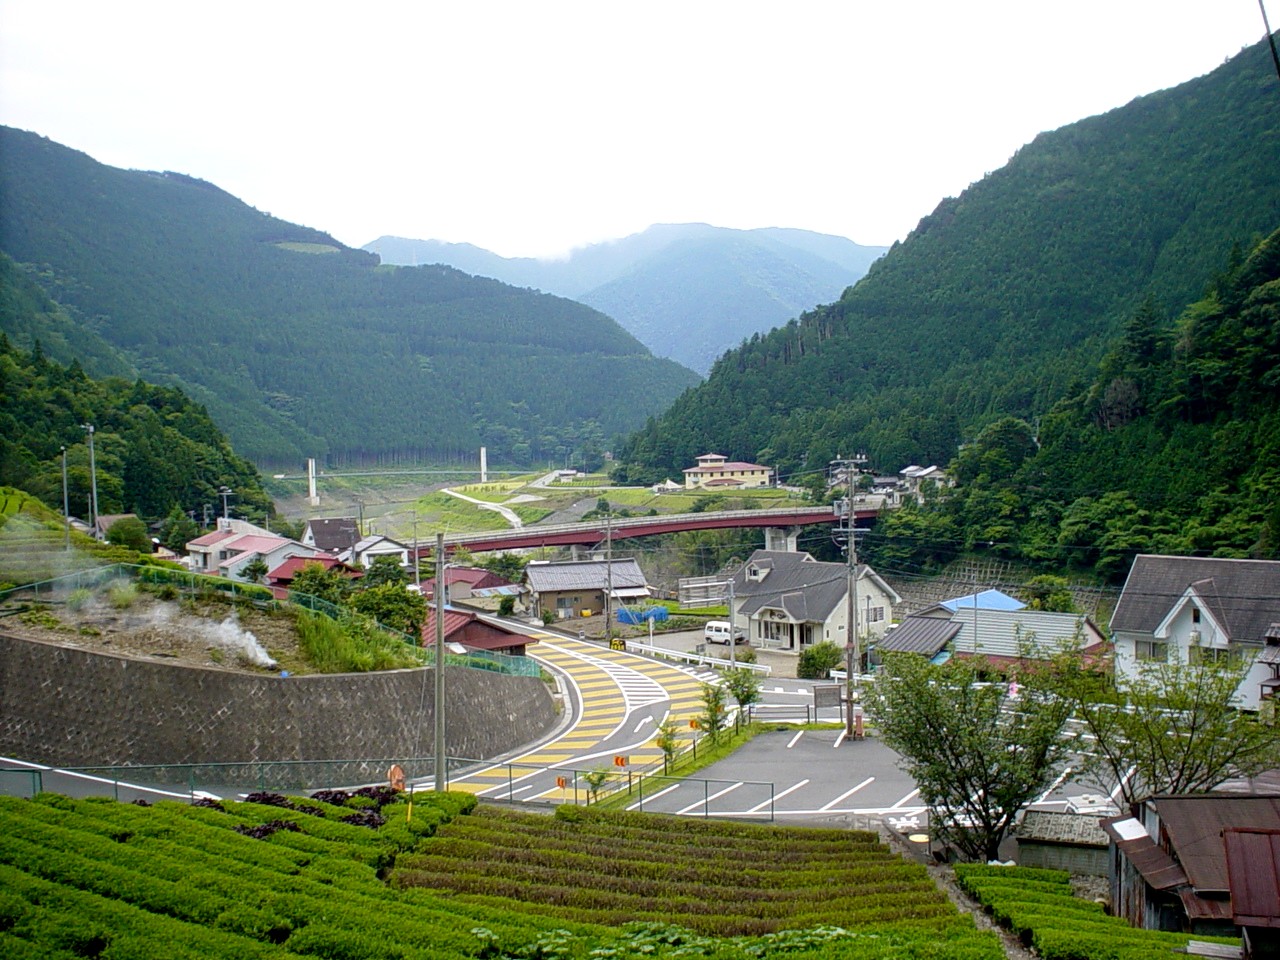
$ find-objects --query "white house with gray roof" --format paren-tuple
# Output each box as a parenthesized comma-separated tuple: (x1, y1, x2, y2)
(729, 550, 900, 654)
(1111, 555, 1280, 710)
(524, 558, 649, 621)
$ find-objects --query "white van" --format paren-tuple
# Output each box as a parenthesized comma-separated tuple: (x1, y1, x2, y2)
(703, 620, 746, 644)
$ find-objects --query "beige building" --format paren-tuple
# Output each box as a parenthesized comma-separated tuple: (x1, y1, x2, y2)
(683, 453, 772, 490)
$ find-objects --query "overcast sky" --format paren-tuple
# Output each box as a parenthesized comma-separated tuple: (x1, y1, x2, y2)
(0, 2, 1271, 258)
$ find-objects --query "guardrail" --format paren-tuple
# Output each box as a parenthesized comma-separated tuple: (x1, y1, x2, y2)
(623, 639, 771, 675)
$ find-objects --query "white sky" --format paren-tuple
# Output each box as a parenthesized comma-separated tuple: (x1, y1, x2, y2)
(0, 2, 1270, 258)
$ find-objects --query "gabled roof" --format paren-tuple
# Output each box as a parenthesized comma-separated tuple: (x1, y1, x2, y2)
(935, 589, 1026, 613)
(187, 529, 237, 548)
(1111, 555, 1280, 641)
(876, 615, 962, 656)
(355, 534, 407, 552)
(733, 549, 900, 625)
(266, 555, 354, 583)
(525, 558, 647, 593)
(304, 517, 359, 552)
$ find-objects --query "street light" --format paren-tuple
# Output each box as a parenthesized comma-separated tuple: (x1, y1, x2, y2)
(218, 486, 233, 522)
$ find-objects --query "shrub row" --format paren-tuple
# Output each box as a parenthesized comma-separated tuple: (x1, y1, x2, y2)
(953, 864, 1240, 960)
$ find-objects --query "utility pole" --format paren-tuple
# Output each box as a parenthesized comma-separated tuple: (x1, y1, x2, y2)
(603, 513, 613, 643)
(727, 576, 737, 667)
(831, 457, 861, 738)
(60, 446, 70, 551)
(81, 424, 98, 538)
(434, 533, 446, 792)
(412, 511, 421, 587)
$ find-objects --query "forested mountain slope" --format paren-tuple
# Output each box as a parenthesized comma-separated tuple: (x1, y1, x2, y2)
(865, 226, 1280, 580)
(0, 127, 699, 466)
(366, 224, 888, 374)
(618, 36, 1280, 481)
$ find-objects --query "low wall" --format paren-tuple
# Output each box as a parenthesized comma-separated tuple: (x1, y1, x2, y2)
(0, 633, 556, 768)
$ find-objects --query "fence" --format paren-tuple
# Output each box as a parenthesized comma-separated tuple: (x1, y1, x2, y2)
(0, 564, 539, 678)
(623, 639, 771, 675)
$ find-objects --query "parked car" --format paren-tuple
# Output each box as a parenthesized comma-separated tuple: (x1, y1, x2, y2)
(703, 620, 747, 644)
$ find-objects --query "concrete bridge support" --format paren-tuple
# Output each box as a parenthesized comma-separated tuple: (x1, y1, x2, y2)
(764, 526, 801, 552)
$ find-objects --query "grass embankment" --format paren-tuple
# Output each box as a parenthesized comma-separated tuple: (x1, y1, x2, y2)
(0, 789, 1005, 958)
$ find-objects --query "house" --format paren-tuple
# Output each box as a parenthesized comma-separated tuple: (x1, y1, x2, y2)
(423, 606, 538, 657)
(683, 453, 772, 490)
(651, 478, 682, 494)
(872, 591, 1104, 670)
(93, 512, 141, 542)
(341, 534, 410, 570)
(186, 518, 326, 582)
(524, 558, 649, 620)
(947, 607, 1107, 669)
(420, 565, 513, 602)
(265, 555, 362, 599)
(1103, 793, 1280, 937)
(899, 465, 950, 503)
(301, 517, 359, 553)
(1111, 555, 1280, 710)
(728, 549, 901, 654)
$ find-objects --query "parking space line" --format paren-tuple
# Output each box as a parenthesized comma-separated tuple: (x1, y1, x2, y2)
(1034, 767, 1072, 805)
(677, 782, 743, 815)
(747, 778, 809, 813)
(626, 783, 680, 810)
(834, 730, 847, 748)
(891, 788, 920, 808)
(786, 730, 804, 749)
(821, 777, 874, 811)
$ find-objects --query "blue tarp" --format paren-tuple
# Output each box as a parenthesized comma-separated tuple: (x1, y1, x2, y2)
(617, 606, 670, 624)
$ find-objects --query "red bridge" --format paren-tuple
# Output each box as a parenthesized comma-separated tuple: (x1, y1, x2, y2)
(421, 504, 879, 556)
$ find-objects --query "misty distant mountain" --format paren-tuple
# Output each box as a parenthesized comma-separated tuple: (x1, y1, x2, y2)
(365, 225, 887, 373)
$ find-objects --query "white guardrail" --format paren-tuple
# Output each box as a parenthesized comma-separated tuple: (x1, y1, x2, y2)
(623, 640, 772, 676)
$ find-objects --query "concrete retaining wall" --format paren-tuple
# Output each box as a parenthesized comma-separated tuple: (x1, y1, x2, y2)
(0, 632, 556, 768)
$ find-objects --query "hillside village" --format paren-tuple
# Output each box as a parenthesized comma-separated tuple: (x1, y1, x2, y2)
(3, 22, 1280, 960)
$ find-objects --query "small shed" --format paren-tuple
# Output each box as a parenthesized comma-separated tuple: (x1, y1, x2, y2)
(1015, 810, 1110, 876)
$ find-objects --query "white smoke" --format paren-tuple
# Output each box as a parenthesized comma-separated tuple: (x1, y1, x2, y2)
(196, 615, 278, 670)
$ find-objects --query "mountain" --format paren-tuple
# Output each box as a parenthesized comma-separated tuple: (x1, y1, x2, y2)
(616, 34, 1280, 482)
(0, 127, 700, 467)
(365, 224, 888, 373)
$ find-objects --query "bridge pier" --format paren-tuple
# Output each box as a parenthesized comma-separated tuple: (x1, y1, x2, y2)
(764, 526, 801, 552)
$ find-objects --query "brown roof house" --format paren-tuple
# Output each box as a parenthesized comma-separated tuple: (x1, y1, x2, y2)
(1112, 555, 1280, 711)
(683, 453, 772, 490)
(1103, 793, 1280, 937)
(524, 558, 649, 622)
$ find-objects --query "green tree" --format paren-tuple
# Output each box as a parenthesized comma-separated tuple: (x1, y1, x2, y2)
(1046, 649, 1280, 807)
(105, 515, 150, 553)
(867, 653, 1071, 861)
(1022, 575, 1075, 612)
(723, 667, 763, 720)
(241, 557, 269, 584)
(655, 718, 682, 773)
(480, 552, 527, 584)
(349, 583, 427, 639)
(289, 562, 351, 605)
(697, 683, 729, 745)
(362, 554, 409, 589)
(497, 595, 516, 617)
(797, 641, 844, 680)
(158, 504, 200, 553)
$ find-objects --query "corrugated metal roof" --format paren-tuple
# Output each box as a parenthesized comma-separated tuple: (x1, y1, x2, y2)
(1155, 794, 1280, 893)
(949, 608, 1106, 660)
(876, 616, 961, 656)
(1112, 555, 1280, 641)
(1224, 828, 1280, 928)
(525, 559, 647, 593)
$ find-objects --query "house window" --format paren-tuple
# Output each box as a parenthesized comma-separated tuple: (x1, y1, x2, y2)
(1134, 639, 1167, 662)
(865, 605, 885, 623)
(1190, 645, 1231, 666)
(1191, 608, 1201, 624)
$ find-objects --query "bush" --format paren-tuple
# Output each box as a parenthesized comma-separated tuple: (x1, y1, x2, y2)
(798, 641, 845, 679)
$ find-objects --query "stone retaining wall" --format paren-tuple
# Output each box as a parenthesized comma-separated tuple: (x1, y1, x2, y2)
(0, 632, 556, 768)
